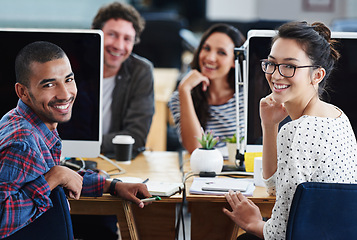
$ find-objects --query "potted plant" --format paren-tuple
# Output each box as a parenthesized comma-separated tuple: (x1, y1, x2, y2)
(222, 133, 245, 168)
(222, 133, 238, 165)
(190, 129, 223, 174)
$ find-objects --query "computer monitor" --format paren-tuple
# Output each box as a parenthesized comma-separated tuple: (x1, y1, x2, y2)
(245, 29, 357, 152)
(0, 28, 103, 158)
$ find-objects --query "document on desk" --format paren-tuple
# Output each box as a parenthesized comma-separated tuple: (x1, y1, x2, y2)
(189, 177, 255, 196)
(116, 177, 184, 197)
(146, 181, 184, 197)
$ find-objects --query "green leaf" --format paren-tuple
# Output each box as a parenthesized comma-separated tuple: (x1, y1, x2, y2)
(232, 134, 237, 143)
(196, 130, 219, 149)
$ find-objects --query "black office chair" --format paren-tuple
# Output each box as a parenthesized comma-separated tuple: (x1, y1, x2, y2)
(133, 12, 189, 69)
(4, 186, 73, 240)
(286, 182, 357, 240)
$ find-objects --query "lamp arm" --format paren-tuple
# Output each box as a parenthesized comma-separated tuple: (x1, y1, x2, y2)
(234, 47, 247, 170)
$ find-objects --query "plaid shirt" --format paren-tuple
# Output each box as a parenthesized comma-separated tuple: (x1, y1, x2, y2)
(0, 100, 105, 238)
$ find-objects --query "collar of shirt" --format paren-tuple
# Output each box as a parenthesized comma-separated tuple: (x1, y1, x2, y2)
(115, 53, 133, 82)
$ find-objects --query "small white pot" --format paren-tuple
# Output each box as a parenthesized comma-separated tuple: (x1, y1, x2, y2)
(190, 148, 223, 174)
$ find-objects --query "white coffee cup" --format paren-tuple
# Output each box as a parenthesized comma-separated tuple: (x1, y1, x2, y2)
(254, 157, 265, 187)
(112, 135, 135, 162)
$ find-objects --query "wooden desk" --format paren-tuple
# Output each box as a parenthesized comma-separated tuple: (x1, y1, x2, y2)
(69, 151, 275, 240)
(186, 182, 275, 240)
(146, 68, 178, 151)
(182, 156, 275, 240)
(69, 151, 183, 240)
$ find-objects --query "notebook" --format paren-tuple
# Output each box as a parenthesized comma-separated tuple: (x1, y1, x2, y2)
(201, 179, 250, 192)
(117, 177, 184, 197)
(145, 181, 184, 196)
(190, 177, 255, 196)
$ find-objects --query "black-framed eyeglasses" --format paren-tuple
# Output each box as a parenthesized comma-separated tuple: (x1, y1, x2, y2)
(260, 59, 320, 78)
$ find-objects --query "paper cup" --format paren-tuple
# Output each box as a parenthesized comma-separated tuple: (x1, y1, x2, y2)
(112, 135, 135, 162)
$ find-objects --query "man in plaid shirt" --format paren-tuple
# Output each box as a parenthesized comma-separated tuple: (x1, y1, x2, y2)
(0, 41, 151, 238)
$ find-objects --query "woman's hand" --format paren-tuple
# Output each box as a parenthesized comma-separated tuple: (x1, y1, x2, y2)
(177, 69, 210, 153)
(178, 69, 210, 93)
(260, 94, 288, 128)
(223, 190, 265, 239)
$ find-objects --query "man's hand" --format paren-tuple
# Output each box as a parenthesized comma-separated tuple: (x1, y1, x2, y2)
(44, 165, 83, 200)
(107, 180, 151, 208)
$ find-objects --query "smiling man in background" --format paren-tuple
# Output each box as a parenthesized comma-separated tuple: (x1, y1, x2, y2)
(71, 2, 155, 239)
(93, 1, 155, 159)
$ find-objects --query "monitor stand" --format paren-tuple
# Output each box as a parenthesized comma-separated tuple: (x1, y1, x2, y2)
(222, 150, 246, 172)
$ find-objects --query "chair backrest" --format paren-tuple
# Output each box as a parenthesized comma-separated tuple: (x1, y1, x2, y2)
(4, 186, 73, 240)
(133, 13, 187, 69)
(286, 182, 357, 240)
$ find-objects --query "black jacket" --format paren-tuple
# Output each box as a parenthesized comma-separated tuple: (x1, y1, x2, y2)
(101, 53, 155, 158)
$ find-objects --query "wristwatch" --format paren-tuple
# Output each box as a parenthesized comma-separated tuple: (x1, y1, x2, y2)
(109, 178, 122, 196)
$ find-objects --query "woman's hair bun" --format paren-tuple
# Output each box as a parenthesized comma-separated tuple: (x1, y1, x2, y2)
(312, 22, 331, 41)
(312, 22, 340, 61)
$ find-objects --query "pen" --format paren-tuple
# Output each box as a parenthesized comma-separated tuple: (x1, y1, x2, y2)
(142, 178, 149, 184)
(141, 196, 161, 203)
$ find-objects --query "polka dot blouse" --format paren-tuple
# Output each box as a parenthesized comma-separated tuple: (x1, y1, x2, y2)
(263, 112, 357, 239)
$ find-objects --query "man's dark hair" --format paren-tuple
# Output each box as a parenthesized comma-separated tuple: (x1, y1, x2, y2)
(91, 1, 145, 44)
(15, 41, 66, 87)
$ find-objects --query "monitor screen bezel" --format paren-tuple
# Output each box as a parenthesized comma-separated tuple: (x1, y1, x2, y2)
(245, 29, 357, 153)
(0, 28, 103, 158)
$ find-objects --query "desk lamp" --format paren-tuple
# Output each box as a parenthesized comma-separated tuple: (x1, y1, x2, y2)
(234, 46, 248, 171)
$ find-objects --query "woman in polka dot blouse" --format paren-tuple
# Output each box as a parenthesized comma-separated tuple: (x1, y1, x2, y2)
(223, 21, 357, 240)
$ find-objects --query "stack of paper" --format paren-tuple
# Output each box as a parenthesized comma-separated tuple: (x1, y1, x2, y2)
(146, 181, 184, 197)
(115, 177, 184, 197)
(189, 177, 255, 196)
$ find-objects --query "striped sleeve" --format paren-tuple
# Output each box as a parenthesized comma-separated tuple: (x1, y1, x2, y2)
(78, 169, 106, 197)
(168, 91, 182, 140)
(169, 90, 245, 149)
(206, 91, 244, 148)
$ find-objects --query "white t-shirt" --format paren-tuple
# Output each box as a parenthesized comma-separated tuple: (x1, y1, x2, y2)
(102, 76, 116, 135)
(263, 112, 357, 239)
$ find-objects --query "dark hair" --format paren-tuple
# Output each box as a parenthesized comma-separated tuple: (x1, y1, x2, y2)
(92, 1, 145, 44)
(190, 23, 245, 129)
(273, 21, 340, 97)
(15, 41, 66, 87)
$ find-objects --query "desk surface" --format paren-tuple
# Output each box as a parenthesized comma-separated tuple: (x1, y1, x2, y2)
(98, 151, 182, 182)
(181, 153, 275, 240)
(181, 153, 275, 202)
(96, 151, 184, 202)
(95, 151, 274, 202)
(146, 68, 179, 151)
(70, 151, 183, 240)
(70, 151, 275, 240)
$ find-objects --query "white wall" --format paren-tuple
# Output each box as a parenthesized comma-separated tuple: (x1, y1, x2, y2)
(0, 0, 127, 28)
(206, 0, 258, 21)
(206, 0, 355, 26)
(256, 0, 347, 26)
(346, 0, 357, 18)
(2, 0, 357, 29)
